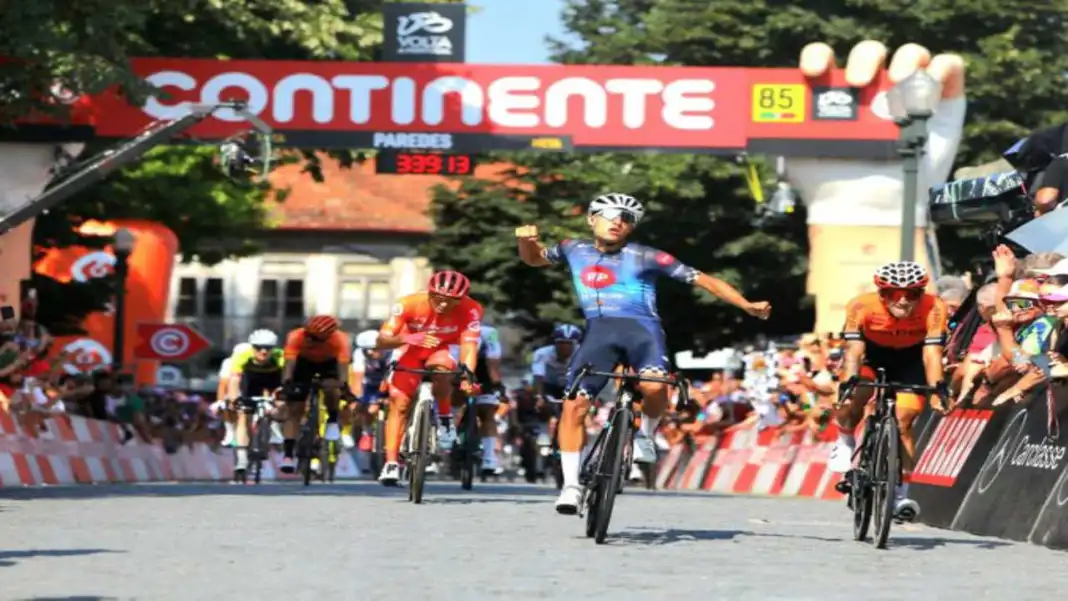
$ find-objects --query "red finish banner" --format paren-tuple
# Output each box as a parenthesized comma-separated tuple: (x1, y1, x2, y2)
(34, 59, 900, 158)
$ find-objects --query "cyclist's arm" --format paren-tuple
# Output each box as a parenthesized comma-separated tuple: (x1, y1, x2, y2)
(334, 332, 352, 386)
(642, 247, 754, 311)
(841, 300, 867, 381)
(216, 358, 233, 400)
(523, 239, 574, 269)
(458, 307, 484, 374)
(349, 350, 365, 397)
(282, 330, 302, 382)
(377, 302, 411, 350)
(228, 370, 244, 400)
(530, 348, 549, 396)
(483, 327, 504, 389)
(922, 298, 949, 387)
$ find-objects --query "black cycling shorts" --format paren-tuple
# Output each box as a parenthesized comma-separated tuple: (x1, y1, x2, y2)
(861, 340, 926, 387)
(291, 357, 340, 385)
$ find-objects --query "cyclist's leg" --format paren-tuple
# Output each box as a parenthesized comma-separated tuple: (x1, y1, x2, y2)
(233, 392, 253, 472)
(380, 350, 422, 481)
(556, 320, 616, 511)
(624, 319, 673, 463)
(425, 348, 459, 451)
(281, 359, 313, 471)
(889, 345, 927, 517)
(829, 355, 876, 474)
(318, 362, 343, 443)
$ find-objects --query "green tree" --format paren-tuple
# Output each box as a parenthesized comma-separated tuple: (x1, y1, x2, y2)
(15, 0, 463, 334)
(426, 0, 1068, 350)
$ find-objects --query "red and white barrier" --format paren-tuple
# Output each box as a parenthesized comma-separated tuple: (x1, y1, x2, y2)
(654, 423, 845, 500)
(0, 411, 361, 487)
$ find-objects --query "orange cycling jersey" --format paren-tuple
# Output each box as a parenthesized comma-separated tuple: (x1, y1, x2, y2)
(381, 292, 483, 362)
(283, 328, 351, 364)
(842, 292, 948, 349)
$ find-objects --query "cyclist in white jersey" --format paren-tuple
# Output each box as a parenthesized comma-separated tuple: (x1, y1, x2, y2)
(531, 324, 583, 402)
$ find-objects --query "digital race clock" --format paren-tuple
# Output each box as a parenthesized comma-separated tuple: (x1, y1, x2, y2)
(375, 151, 477, 175)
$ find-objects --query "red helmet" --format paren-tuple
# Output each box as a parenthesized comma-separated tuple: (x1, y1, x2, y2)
(305, 315, 340, 337)
(428, 270, 470, 298)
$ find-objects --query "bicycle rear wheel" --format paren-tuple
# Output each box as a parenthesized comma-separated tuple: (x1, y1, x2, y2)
(370, 411, 386, 478)
(253, 415, 272, 485)
(872, 417, 900, 549)
(409, 401, 432, 504)
(302, 396, 320, 487)
(460, 405, 479, 491)
(594, 408, 630, 544)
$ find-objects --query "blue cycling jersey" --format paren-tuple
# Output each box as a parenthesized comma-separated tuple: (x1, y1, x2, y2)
(545, 239, 698, 320)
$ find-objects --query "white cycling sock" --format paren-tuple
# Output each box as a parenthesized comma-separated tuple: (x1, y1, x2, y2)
(639, 415, 660, 438)
(224, 421, 236, 441)
(481, 437, 496, 462)
(560, 451, 581, 488)
(896, 482, 909, 499)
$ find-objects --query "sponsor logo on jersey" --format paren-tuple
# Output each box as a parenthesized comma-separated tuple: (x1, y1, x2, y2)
(580, 265, 617, 289)
(655, 251, 675, 266)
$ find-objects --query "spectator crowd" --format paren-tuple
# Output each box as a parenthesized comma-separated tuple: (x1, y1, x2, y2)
(0, 292, 225, 452)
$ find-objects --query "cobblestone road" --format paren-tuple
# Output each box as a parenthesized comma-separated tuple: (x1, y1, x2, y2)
(2, 481, 1065, 600)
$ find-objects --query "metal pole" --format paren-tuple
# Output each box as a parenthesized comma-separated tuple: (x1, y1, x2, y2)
(899, 118, 928, 262)
(112, 251, 130, 370)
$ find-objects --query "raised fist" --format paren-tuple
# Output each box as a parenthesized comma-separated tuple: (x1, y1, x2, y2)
(515, 224, 540, 241)
(789, 41, 967, 332)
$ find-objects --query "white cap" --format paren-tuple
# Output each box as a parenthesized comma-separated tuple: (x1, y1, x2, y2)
(1031, 258, 1068, 276)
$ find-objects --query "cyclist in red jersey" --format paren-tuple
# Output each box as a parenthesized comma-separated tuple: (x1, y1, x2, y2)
(373, 270, 483, 485)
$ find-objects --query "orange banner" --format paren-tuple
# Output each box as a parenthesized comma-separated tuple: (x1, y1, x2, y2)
(34, 220, 179, 385)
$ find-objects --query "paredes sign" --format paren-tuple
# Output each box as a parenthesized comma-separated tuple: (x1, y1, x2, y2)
(94, 59, 749, 149)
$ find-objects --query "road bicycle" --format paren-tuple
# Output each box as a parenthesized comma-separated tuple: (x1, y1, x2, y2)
(235, 393, 277, 485)
(566, 363, 690, 544)
(366, 397, 389, 480)
(837, 369, 939, 549)
(295, 374, 329, 487)
(385, 362, 477, 504)
(453, 383, 487, 490)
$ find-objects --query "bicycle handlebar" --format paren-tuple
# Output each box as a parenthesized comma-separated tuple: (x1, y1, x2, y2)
(384, 361, 476, 384)
(837, 368, 943, 409)
(564, 363, 693, 409)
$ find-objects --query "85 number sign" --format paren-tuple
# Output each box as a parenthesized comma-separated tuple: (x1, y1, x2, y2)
(376, 151, 478, 175)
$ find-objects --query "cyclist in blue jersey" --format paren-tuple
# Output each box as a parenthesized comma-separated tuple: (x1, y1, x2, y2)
(516, 192, 771, 513)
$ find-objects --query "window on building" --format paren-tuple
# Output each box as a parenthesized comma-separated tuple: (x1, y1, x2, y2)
(257, 279, 279, 318)
(176, 277, 198, 317)
(337, 278, 392, 321)
(204, 278, 224, 317)
(367, 281, 392, 320)
(338, 281, 366, 320)
(283, 280, 304, 318)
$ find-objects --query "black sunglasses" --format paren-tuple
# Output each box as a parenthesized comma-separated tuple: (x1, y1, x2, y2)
(253, 345, 275, 351)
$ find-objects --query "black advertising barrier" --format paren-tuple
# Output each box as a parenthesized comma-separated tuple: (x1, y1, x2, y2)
(952, 386, 1068, 542)
(910, 406, 1012, 529)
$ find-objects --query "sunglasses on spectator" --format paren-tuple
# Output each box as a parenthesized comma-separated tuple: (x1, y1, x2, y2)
(1006, 298, 1036, 311)
(879, 288, 923, 302)
(594, 208, 639, 224)
(253, 345, 274, 352)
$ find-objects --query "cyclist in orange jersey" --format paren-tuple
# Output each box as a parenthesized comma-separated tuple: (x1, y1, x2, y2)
(278, 315, 351, 474)
(834, 261, 950, 523)
(373, 270, 482, 485)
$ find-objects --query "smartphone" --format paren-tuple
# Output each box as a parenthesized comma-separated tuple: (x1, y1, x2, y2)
(0, 306, 15, 320)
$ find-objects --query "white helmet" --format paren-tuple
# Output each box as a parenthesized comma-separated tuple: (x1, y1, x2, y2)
(355, 329, 379, 350)
(589, 193, 645, 223)
(248, 329, 279, 347)
(231, 342, 253, 356)
(873, 261, 930, 290)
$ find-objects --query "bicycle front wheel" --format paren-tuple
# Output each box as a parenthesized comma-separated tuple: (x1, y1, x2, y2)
(253, 415, 272, 485)
(594, 409, 630, 544)
(872, 417, 900, 549)
(409, 401, 432, 504)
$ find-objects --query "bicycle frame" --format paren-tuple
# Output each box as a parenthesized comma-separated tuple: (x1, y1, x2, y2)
(383, 362, 476, 502)
(566, 363, 691, 544)
(838, 369, 939, 549)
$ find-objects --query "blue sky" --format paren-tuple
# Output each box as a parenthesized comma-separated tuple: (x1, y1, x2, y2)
(466, 0, 573, 64)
